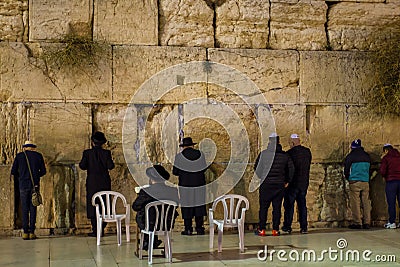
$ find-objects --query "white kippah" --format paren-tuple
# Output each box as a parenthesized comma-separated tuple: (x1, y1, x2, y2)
(383, 143, 392, 147)
(290, 134, 299, 139)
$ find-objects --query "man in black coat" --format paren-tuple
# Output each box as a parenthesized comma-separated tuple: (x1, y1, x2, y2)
(254, 133, 294, 236)
(79, 131, 115, 237)
(132, 165, 179, 250)
(11, 141, 46, 240)
(282, 134, 312, 234)
(173, 137, 208, 235)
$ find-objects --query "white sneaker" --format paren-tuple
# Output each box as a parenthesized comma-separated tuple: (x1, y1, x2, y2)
(384, 222, 396, 229)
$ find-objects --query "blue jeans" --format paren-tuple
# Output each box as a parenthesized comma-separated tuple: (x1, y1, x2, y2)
(385, 180, 400, 224)
(20, 189, 37, 233)
(283, 187, 308, 230)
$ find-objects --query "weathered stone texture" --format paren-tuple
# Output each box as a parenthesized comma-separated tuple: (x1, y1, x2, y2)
(216, 0, 269, 49)
(0, 0, 28, 41)
(159, 0, 214, 47)
(113, 46, 207, 103)
(30, 103, 91, 164)
(209, 49, 299, 104)
(300, 51, 375, 104)
(0, 103, 28, 165)
(1, 42, 112, 102)
(29, 0, 92, 41)
(328, 3, 400, 51)
(93, 0, 158, 45)
(0, 166, 13, 231)
(270, 1, 327, 50)
(307, 106, 345, 162)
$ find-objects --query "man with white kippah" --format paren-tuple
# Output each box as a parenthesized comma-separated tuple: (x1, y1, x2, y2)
(282, 134, 312, 234)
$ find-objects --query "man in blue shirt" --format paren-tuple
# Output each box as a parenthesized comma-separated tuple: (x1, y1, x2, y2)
(11, 141, 46, 240)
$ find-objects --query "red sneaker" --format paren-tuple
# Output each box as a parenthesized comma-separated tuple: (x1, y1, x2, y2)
(272, 230, 280, 236)
(256, 229, 266, 236)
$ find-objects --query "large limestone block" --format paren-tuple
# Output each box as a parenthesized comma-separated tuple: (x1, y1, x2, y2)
(30, 103, 91, 164)
(0, 166, 13, 231)
(93, 0, 157, 45)
(0, 0, 28, 41)
(369, 166, 387, 222)
(1, 42, 112, 102)
(113, 46, 207, 103)
(270, 1, 327, 50)
(216, 0, 269, 49)
(0, 103, 28, 165)
(29, 0, 93, 41)
(307, 164, 325, 222)
(159, 0, 214, 47)
(328, 3, 400, 51)
(208, 49, 300, 104)
(74, 165, 90, 231)
(307, 105, 345, 162)
(300, 51, 375, 104)
(36, 165, 74, 230)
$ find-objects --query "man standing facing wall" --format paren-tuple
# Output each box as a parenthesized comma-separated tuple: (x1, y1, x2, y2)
(282, 134, 312, 234)
(344, 139, 371, 230)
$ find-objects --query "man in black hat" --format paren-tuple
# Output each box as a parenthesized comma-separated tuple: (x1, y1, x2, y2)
(11, 141, 46, 240)
(132, 165, 179, 250)
(173, 137, 208, 235)
(79, 131, 115, 237)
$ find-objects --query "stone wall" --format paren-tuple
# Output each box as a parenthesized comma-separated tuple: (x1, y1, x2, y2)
(1, 0, 400, 234)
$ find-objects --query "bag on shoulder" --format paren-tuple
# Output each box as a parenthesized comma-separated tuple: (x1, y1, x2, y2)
(32, 188, 43, 207)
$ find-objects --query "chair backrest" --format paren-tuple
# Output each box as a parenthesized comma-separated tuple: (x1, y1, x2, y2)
(211, 194, 249, 226)
(144, 200, 177, 232)
(92, 191, 129, 220)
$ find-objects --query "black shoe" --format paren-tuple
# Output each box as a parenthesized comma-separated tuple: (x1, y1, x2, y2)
(300, 229, 308, 234)
(282, 226, 292, 234)
(196, 229, 205, 235)
(181, 230, 193, 236)
(348, 224, 362, 229)
(88, 232, 96, 237)
(153, 239, 163, 249)
(363, 224, 370, 229)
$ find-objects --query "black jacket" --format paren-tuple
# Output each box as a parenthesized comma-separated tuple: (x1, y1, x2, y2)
(173, 147, 207, 218)
(254, 144, 294, 186)
(79, 145, 115, 218)
(11, 150, 46, 191)
(132, 183, 179, 230)
(287, 145, 312, 191)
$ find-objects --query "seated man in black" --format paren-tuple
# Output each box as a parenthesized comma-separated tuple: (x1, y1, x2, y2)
(132, 165, 179, 251)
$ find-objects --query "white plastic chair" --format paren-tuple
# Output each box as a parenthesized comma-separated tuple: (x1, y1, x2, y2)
(139, 200, 177, 264)
(209, 194, 249, 253)
(92, 191, 131, 246)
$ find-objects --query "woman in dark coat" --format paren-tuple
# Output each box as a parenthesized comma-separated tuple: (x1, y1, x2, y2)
(173, 137, 208, 235)
(79, 131, 115, 236)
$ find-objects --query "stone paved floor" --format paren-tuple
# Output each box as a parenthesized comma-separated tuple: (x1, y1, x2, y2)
(0, 228, 399, 266)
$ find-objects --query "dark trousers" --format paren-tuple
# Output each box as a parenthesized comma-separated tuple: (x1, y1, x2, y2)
(20, 189, 37, 234)
(90, 218, 107, 234)
(258, 184, 285, 230)
(283, 187, 308, 230)
(385, 180, 400, 224)
(184, 216, 204, 232)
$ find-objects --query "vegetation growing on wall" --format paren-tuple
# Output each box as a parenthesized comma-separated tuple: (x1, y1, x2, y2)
(367, 31, 400, 115)
(41, 33, 107, 71)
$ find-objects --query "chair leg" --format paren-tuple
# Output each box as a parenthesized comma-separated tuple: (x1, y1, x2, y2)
(148, 232, 154, 264)
(166, 232, 172, 262)
(209, 223, 214, 250)
(126, 224, 130, 242)
(217, 228, 223, 253)
(96, 217, 101, 246)
(238, 223, 245, 253)
(139, 233, 144, 260)
(116, 219, 122, 246)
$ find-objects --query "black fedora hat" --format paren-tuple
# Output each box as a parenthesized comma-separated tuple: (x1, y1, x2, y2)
(91, 131, 107, 145)
(179, 137, 197, 147)
(146, 165, 170, 182)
